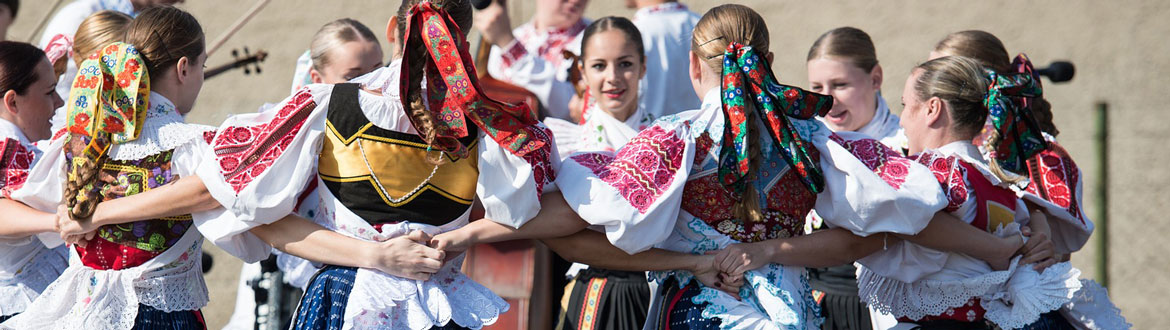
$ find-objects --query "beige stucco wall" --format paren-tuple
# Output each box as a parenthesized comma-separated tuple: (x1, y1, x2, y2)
(7, 0, 1169, 328)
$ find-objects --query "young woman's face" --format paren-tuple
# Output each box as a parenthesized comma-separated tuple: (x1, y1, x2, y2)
(313, 40, 383, 84)
(9, 59, 64, 141)
(176, 52, 206, 115)
(899, 69, 929, 155)
(580, 29, 645, 121)
(807, 57, 879, 132)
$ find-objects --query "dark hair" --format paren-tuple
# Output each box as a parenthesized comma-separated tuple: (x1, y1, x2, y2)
(0, 41, 44, 96)
(0, 0, 17, 18)
(124, 6, 205, 78)
(398, 0, 472, 163)
(807, 26, 878, 73)
(934, 30, 1058, 136)
(580, 16, 644, 62)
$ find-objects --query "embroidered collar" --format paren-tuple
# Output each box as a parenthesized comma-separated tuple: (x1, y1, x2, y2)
(107, 92, 210, 160)
(932, 140, 1009, 187)
(0, 117, 31, 145)
(634, 2, 689, 19)
(541, 19, 588, 37)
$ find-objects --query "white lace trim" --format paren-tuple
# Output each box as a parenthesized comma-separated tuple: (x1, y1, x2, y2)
(0, 230, 207, 330)
(345, 255, 509, 330)
(858, 259, 1015, 321)
(1059, 279, 1131, 330)
(313, 187, 508, 330)
(0, 245, 68, 316)
(981, 261, 1081, 329)
(108, 118, 213, 161)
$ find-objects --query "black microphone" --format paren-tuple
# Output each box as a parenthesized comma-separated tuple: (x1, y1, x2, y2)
(471, 0, 493, 10)
(1036, 61, 1075, 83)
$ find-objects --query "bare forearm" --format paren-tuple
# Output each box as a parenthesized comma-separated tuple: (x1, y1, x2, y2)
(895, 211, 1013, 262)
(92, 175, 220, 227)
(470, 192, 589, 244)
(762, 228, 884, 268)
(541, 230, 702, 272)
(249, 214, 376, 269)
(0, 199, 56, 238)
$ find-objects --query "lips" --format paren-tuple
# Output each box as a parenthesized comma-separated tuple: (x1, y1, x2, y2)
(825, 108, 849, 124)
(602, 89, 626, 99)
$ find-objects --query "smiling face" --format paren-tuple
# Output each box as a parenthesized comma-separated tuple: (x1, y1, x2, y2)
(312, 40, 383, 84)
(580, 29, 645, 121)
(6, 59, 64, 141)
(807, 57, 880, 132)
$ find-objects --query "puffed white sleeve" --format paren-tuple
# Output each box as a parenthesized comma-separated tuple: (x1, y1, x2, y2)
(554, 122, 695, 254)
(476, 124, 559, 229)
(812, 131, 948, 237)
(486, 36, 580, 120)
(1016, 147, 1094, 254)
(193, 86, 332, 262)
(8, 137, 69, 248)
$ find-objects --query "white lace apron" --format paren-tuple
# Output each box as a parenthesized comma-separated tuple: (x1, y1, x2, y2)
(0, 228, 207, 330)
(303, 181, 508, 330)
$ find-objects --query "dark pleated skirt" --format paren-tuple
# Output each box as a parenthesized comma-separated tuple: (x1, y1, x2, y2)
(133, 304, 206, 330)
(291, 265, 470, 330)
(556, 267, 650, 330)
(809, 264, 875, 330)
(651, 279, 721, 330)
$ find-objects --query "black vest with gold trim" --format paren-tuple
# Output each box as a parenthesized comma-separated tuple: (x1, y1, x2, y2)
(318, 84, 479, 226)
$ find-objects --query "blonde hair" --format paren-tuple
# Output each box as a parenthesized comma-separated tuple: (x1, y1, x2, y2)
(691, 4, 770, 223)
(914, 56, 1022, 183)
(309, 18, 380, 72)
(932, 30, 1010, 73)
(807, 26, 878, 73)
(72, 10, 132, 67)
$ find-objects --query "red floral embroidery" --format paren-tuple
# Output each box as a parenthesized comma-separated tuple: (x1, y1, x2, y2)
(0, 139, 35, 196)
(830, 134, 913, 189)
(570, 126, 685, 213)
(213, 90, 316, 193)
(681, 148, 818, 242)
(912, 151, 969, 212)
(103, 116, 125, 132)
(1025, 143, 1085, 225)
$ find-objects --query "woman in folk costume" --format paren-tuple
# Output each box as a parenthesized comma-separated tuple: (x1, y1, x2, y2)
(547, 17, 653, 159)
(178, 0, 554, 328)
(1, 6, 221, 329)
(855, 55, 1083, 330)
(543, 16, 657, 330)
(930, 30, 1129, 330)
(433, 5, 1041, 329)
(0, 41, 69, 323)
(802, 26, 903, 330)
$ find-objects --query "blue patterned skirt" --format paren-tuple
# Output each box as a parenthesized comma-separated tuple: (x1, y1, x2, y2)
(133, 304, 205, 330)
(291, 265, 470, 330)
(651, 279, 721, 330)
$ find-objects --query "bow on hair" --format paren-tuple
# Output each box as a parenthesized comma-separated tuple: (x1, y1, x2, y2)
(718, 43, 833, 195)
(398, 1, 548, 161)
(66, 42, 151, 158)
(983, 58, 1047, 174)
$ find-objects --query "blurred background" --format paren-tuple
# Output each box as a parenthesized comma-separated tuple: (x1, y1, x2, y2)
(6, 0, 1169, 328)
